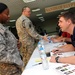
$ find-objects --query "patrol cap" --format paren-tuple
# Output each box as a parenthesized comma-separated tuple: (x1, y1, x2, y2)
(0, 3, 8, 13)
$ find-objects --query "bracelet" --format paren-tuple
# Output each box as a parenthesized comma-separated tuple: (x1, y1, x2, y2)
(55, 56, 60, 63)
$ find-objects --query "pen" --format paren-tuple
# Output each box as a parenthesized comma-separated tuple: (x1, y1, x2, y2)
(32, 63, 42, 66)
(55, 50, 59, 51)
(51, 50, 59, 52)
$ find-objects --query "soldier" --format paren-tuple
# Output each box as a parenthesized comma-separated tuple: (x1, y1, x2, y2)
(0, 3, 24, 75)
(16, 6, 48, 67)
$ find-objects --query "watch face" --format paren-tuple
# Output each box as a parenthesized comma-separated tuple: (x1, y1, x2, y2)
(46, 52, 50, 57)
(55, 56, 59, 63)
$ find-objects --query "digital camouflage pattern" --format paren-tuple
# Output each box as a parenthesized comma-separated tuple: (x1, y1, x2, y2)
(0, 23, 23, 75)
(16, 15, 42, 66)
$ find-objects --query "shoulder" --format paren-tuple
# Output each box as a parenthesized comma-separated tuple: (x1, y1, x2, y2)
(16, 16, 23, 27)
(16, 16, 22, 22)
(0, 24, 5, 35)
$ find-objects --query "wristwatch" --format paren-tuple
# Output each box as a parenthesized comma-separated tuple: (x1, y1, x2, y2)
(55, 56, 60, 63)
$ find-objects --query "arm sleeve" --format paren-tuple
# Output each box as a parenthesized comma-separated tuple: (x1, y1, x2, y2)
(23, 19, 42, 39)
(0, 34, 8, 61)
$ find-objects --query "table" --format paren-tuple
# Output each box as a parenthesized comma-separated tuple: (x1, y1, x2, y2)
(21, 40, 75, 75)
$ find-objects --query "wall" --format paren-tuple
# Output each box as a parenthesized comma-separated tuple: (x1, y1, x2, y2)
(35, 18, 58, 36)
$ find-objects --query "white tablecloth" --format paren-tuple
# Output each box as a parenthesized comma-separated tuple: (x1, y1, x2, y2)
(22, 41, 75, 75)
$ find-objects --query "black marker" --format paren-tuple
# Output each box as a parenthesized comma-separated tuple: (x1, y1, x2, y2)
(32, 63, 42, 66)
(55, 50, 59, 51)
(54, 50, 59, 52)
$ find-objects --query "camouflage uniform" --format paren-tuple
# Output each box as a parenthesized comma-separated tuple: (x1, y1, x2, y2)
(16, 15, 42, 67)
(0, 23, 23, 75)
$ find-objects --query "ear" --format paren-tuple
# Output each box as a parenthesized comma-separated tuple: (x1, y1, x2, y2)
(67, 19, 72, 25)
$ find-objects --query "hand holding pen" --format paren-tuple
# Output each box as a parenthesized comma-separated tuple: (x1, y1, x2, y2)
(52, 48, 63, 54)
(51, 44, 65, 54)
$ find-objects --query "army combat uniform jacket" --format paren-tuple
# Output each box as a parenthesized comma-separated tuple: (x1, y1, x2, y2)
(0, 23, 23, 75)
(16, 15, 42, 66)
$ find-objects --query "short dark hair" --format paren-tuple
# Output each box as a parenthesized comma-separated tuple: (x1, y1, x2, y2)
(0, 3, 8, 13)
(58, 11, 75, 24)
(22, 6, 30, 12)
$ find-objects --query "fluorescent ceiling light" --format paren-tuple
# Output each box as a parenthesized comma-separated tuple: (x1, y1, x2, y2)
(9, 20, 16, 22)
(36, 14, 42, 16)
(38, 17, 44, 19)
(38, 17, 45, 22)
(23, 0, 36, 3)
(40, 19, 45, 22)
(71, 0, 75, 2)
(64, 8, 70, 10)
(32, 8, 40, 12)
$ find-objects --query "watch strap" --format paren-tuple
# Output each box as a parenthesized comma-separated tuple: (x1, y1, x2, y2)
(55, 56, 60, 63)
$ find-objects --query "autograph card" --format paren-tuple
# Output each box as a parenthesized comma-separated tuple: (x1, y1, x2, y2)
(56, 64, 75, 75)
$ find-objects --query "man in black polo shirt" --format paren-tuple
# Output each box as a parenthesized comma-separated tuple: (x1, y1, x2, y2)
(50, 11, 75, 64)
(71, 27, 75, 47)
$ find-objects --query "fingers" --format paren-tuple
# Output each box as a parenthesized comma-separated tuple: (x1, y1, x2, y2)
(42, 36, 48, 41)
(52, 49, 60, 54)
(50, 56, 56, 62)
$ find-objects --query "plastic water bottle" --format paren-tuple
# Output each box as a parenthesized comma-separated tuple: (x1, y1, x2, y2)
(38, 40, 49, 70)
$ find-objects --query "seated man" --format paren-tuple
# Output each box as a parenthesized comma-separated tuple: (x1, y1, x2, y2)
(50, 11, 75, 65)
